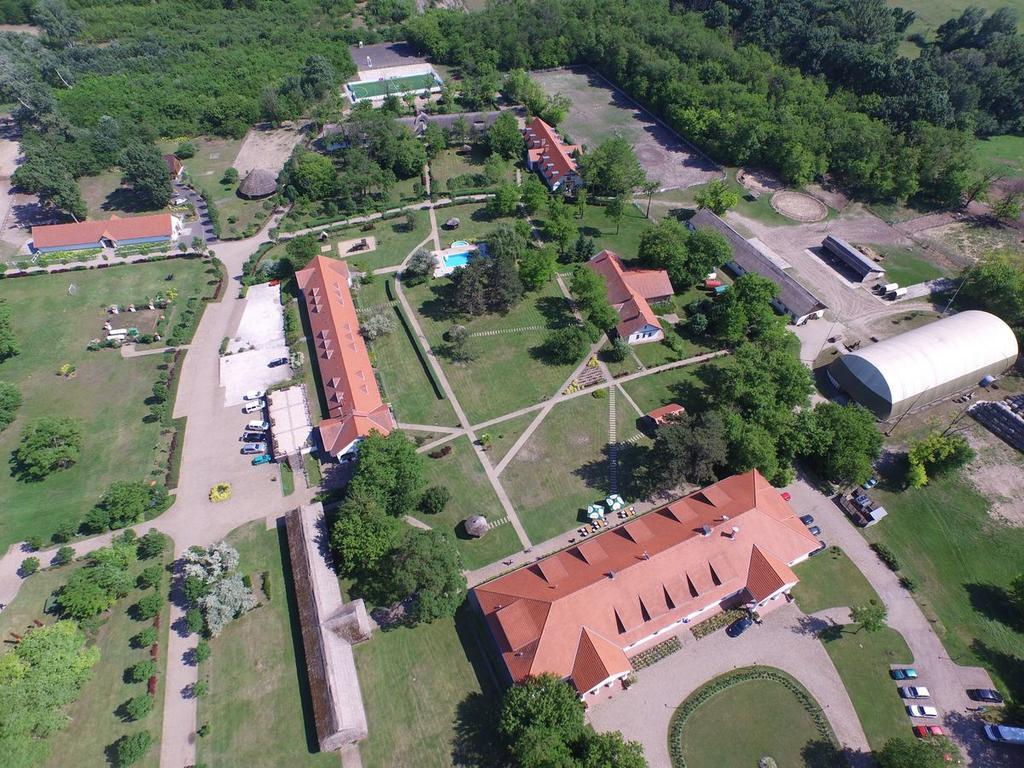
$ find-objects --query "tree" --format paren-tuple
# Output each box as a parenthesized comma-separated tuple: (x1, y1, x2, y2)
(174, 141, 196, 160)
(956, 251, 1024, 332)
(194, 639, 211, 663)
(992, 193, 1022, 223)
(685, 229, 730, 285)
(133, 627, 158, 648)
(449, 259, 488, 316)
(32, 0, 81, 45)
(605, 194, 625, 235)
(518, 246, 557, 291)
(136, 565, 163, 590)
(123, 694, 153, 722)
(641, 179, 660, 217)
(0, 299, 19, 362)
(578, 137, 645, 197)
(0, 381, 21, 432)
(422, 121, 447, 159)
(137, 529, 169, 560)
(499, 674, 585, 745)
(587, 300, 619, 332)
(361, 309, 395, 340)
(521, 175, 549, 214)
(877, 735, 961, 768)
(119, 144, 173, 209)
(638, 218, 688, 288)
(89, 481, 165, 532)
(445, 324, 472, 362)
(487, 111, 525, 159)
(580, 731, 648, 768)
(707, 274, 782, 343)
(330, 491, 401, 577)
(543, 196, 577, 255)
(606, 337, 630, 362)
(569, 233, 597, 264)
(513, 727, 576, 768)
(283, 234, 319, 273)
(199, 575, 256, 637)
(135, 593, 163, 620)
(52, 545, 75, 566)
(405, 247, 435, 279)
(542, 326, 589, 364)
(59, 570, 113, 618)
(346, 431, 426, 518)
(801, 403, 882, 486)
(489, 182, 521, 216)
(20, 556, 39, 576)
(288, 150, 336, 200)
(695, 179, 740, 214)
(389, 529, 466, 623)
(851, 599, 887, 632)
(419, 485, 451, 516)
(115, 731, 153, 766)
(14, 417, 83, 480)
(646, 411, 728, 489)
(486, 251, 524, 313)
(129, 660, 158, 683)
(906, 432, 975, 487)
(570, 265, 606, 310)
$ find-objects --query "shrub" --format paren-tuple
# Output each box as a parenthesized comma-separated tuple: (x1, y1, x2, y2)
(899, 575, 917, 592)
(123, 694, 153, 721)
(115, 731, 153, 766)
(51, 519, 79, 543)
(194, 639, 211, 664)
(52, 546, 75, 566)
(137, 565, 163, 590)
(128, 660, 158, 683)
(690, 609, 746, 640)
(419, 485, 451, 516)
(192, 680, 209, 698)
(174, 141, 196, 159)
(870, 542, 901, 572)
(591, 388, 608, 399)
(185, 607, 204, 635)
(261, 571, 272, 600)
(133, 627, 158, 648)
(136, 593, 164, 620)
(20, 556, 39, 576)
(197, 722, 210, 738)
(209, 483, 232, 502)
(630, 636, 682, 670)
(25, 535, 43, 551)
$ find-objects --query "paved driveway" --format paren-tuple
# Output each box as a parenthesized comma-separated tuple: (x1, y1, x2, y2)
(587, 602, 871, 768)
(220, 282, 291, 404)
(782, 475, 1012, 766)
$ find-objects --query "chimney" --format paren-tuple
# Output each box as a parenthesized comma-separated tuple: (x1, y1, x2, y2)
(607, 571, 616, 580)
(729, 526, 740, 539)
(699, 525, 711, 537)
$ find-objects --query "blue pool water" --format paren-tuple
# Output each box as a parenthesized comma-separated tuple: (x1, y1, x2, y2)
(443, 252, 471, 268)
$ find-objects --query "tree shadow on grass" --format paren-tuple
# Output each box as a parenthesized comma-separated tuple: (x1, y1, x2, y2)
(102, 187, 159, 214)
(416, 281, 456, 324)
(452, 604, 506, 768)
(970, 639, 1024, 718)
(802, 739, 850, 768)
(965, 583, 1024, 633)
(535, 295, 574, 329)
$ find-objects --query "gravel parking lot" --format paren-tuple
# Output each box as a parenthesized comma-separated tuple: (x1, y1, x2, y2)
(220, 283, 291, 405)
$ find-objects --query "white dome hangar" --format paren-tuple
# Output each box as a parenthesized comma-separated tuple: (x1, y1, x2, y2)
(827, 310, 1019, 420)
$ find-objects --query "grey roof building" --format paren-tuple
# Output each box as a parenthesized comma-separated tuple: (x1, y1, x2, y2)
(821, 235, 885, 281)
(690, 209, 827, 325)
(828, 310, 1019, 420)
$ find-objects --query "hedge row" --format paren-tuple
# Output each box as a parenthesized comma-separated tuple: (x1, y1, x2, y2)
(870, 542, 901, 572)
(667, 667, 840, 768)
(386, 278, 445, 401)
(690, 608, 746, 640)
(629, 635, 682, 671)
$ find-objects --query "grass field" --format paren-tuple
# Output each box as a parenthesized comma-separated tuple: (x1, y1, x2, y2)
(889, 0, 1024, 38)
(0, 550, 173, 768)
(343, 211, 431, 272)
(975, 133, 1024, 179)
(619, 358, 721, 415)
(196, 521, 335, 768)
(433, 202, 522, 246)
(536, 202, 653, 262)
(675, 671, 839, 768)
(431, 147, 515, 195)
(418, 436, 521, 569)
(354, 609, 502, 768)
(405, 277, 580, 425)
(347, 73, 439, 100)
(819, 626, 914, 751)
(869, 245, 949, 286)
(792, 547, 880, 614)
(79, 168, 167, 220)
(864, 473, 1024, 707)
(481, 411, 539, 465)
(0, 260, 212, 551)
(501, 394, 619, 543)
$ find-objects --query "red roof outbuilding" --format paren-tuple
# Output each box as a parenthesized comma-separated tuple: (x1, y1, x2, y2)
(32, 214, 175, 251)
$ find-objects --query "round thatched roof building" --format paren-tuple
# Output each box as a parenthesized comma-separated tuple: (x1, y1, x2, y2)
(464, 515, 489, 538)
(237, 168, 277, 199)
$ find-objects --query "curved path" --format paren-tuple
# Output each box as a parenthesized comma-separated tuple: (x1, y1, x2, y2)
(587, 602, 871, 768)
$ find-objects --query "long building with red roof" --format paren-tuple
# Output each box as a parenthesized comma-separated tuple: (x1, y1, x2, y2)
(295, 256, 395, 460)
(472, 470, 821, 697)
(523, 117, 582, 192)
(31, 213, 180, 254)
(586, 250, 672, 345)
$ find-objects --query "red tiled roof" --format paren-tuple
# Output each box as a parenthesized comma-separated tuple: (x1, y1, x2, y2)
(295, 256, 395, 455)
(164, 154, 183, 176)
(647, 403, 685, 424)
(32, 214, 173, 250)
(570, 628, 631, 694)
(474, 470, 820, 693)
(586, 250, 670, 339)
(523, 117, 580, 186)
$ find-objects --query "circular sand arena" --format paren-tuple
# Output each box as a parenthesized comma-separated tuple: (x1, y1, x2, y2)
(770, 190, 828, 223)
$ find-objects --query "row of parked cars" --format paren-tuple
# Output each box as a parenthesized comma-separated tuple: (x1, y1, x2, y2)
(240, 390, 272, 463)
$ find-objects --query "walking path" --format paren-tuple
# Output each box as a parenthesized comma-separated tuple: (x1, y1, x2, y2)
(120, 343, 190, 358)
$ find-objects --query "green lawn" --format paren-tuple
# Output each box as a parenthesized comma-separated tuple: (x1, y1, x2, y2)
(418, 436, 520, 568)
(343, 211, 431, 273)
(864, 473, 1024, 707)
(537, 202, 652, 262)
(870, 245, 948, 286)
(354, 609, 502, 768)
(619, 359, 721, 415)
(0, 259, 212, 551)
(792, 547, 881, 614)
(480, 411, 539, 465)
(819, 626, 914, 751)
(501, 394, 613, 543)
(432, 201, 523, 246)
(676, 674, 839, 768)
(0, 550, 173, 768)
(630, 320, 713, 368)
(404, 278, 580, 424)
(975, 133, 1024, 180)
(196, 521, 335, 768)
(430, 146, 514, 195)
(79, 168, 166, 219)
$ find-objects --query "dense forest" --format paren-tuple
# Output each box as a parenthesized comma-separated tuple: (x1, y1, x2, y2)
(405, 0, 1002, 205)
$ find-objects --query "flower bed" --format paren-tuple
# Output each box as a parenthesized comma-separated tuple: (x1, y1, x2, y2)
(690, 608, 746, 640)
(629, 635, 682, 671)
(209, 483, 232, 502)
(667, 666, 840, 768)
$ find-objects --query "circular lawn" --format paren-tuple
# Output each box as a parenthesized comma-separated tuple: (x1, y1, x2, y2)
(669, 667, 841, 768)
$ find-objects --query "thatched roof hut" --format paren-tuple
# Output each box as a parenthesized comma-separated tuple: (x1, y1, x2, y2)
(465, 515, 489, 538)
(444, 217, 460, 230)
(237, 168, 277, 199)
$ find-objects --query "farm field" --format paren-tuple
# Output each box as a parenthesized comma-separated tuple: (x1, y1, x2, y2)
(0, 259, 213, 552)
(196, 522, 334, 768)
(404, 277, 580, 425)
(418, 436, 521, 569)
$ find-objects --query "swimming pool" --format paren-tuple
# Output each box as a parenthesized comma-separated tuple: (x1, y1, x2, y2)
(443, 252, 471, 269)
(451, 240, 470, 247)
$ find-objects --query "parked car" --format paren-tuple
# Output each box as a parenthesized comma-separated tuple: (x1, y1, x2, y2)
(268, 357, 289, 368)
(251, 454, 272, 466)
(241, 442, 267, 455)
(984, 723, 1024, 745)
(246, 420, 270, 432)
(863, 477, 878, 489)
(725, 616, 753, 638)
(891, 668, 919, 680)
(242, 400, 266, 414)
(808, 525, 822, 536)
(913, 725, 945, 739)
(899, 686, 931, 699)
(967, 689, 1004, 704)
(906, 705, 939, 718)
(243, 389, 266, 401)
(241, 431, 265, 442)
(780, 491, 792, 501)
(799, 514, 814, 525)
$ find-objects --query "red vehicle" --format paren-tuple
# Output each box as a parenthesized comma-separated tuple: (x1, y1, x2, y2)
(704, 279, 722, 289)
(269, 279, 281, 286)
(913, 725, 945, 738)
(780, 491, 792, 501)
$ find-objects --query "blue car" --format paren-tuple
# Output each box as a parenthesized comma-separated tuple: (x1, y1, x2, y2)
(863, 477, 878, 490)
(891, 668, 919, 680)
(726, 616, 753, 638)
(251, 453, 272, 465)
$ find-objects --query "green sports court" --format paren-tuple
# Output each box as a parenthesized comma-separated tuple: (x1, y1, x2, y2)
(346, 72, 442, 102)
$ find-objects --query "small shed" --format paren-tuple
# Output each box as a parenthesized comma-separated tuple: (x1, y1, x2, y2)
(444, 217, 460, 230)
(464, 515, 489, 538)
(646, 403, 685, 428)
(164, 154, 183, 180)
(238, 168, 278, 199)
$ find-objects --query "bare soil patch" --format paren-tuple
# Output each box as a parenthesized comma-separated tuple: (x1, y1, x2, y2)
(771, 191, 828, 223)
(736, 168, 784, 196)
(232, 123, 304, 177)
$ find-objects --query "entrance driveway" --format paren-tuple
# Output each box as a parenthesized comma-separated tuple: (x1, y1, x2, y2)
(587, 602, 870, 768)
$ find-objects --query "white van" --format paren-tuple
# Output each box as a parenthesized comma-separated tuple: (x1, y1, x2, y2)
(242, 400, 265, 414)
(246, 420, 270, 432)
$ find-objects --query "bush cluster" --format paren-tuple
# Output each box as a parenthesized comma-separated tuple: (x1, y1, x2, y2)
(689, 609, 746, 640)
(870, 542, 901, 572)
(629, 636, 682, 671)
